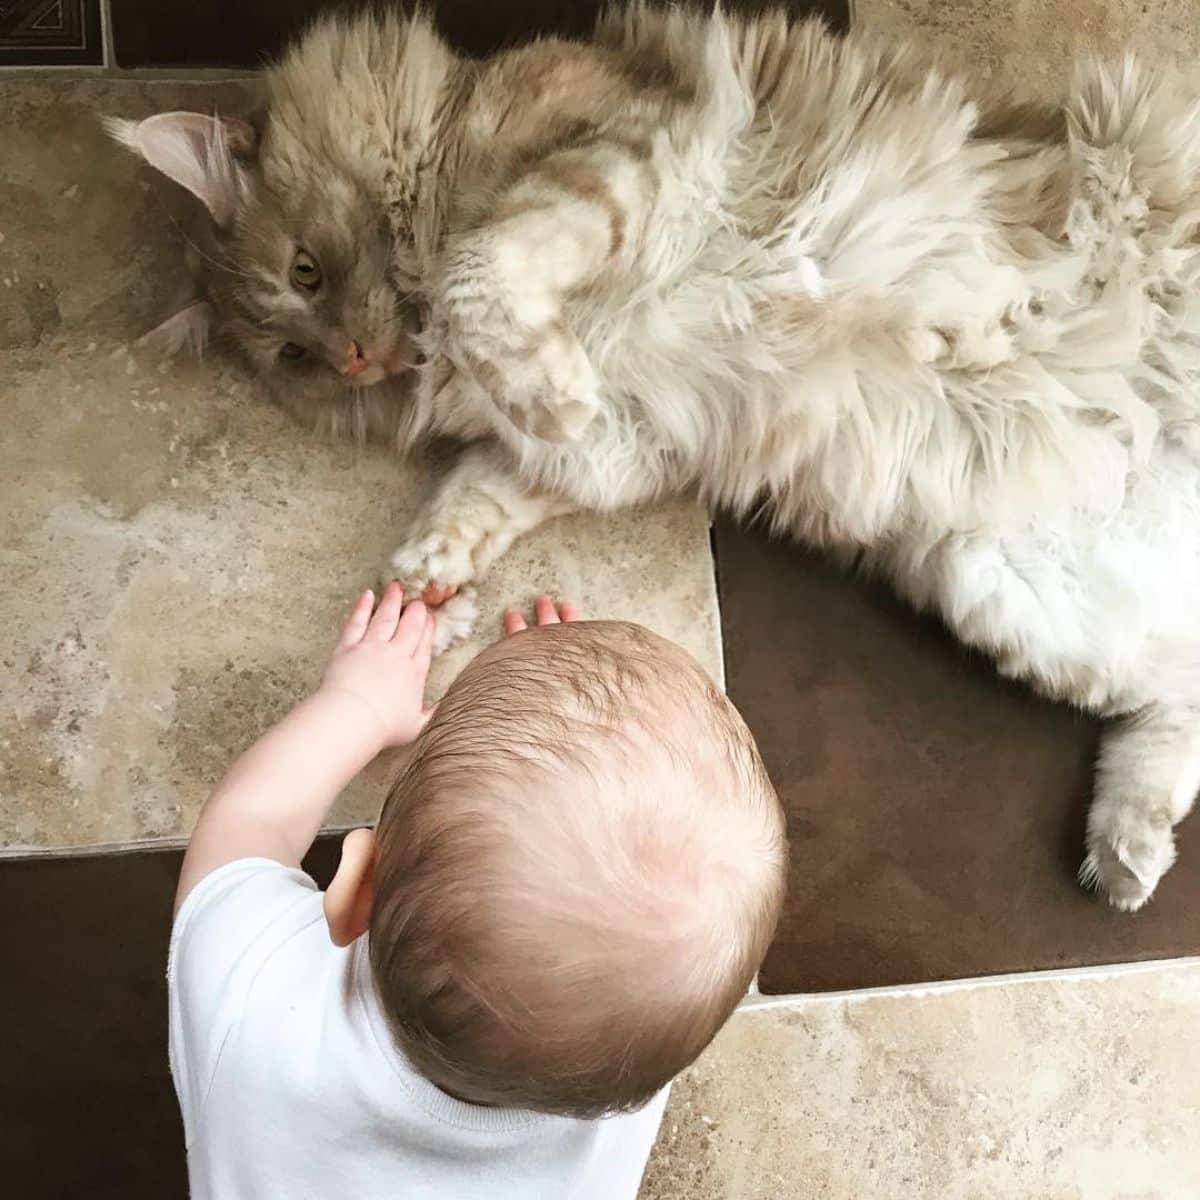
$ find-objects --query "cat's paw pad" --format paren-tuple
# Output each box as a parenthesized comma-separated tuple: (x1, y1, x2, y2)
(431, 589, 478, 656)
(387, 530, 476, 596)
(1079, 810, 1177, 912)
(421, 583, 459, 607)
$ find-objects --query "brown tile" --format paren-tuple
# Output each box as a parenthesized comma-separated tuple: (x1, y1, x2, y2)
(714, 523, 1200, 994)
(109, 0, 850, 69)
(0, 837, 343, 1193)
(0, 0, 102, 66)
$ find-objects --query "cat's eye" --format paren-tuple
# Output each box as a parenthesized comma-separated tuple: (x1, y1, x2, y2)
(279, 342, 307, 361)
(290, 251, 322, 292)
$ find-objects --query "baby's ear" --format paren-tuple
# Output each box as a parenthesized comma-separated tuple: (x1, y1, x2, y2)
(104, 111, 256, 227)
(324, 829, 377, 948)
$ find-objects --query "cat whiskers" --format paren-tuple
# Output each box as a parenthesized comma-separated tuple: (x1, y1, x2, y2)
(172, 222, 259, 283)
(345, 381, 372, 447)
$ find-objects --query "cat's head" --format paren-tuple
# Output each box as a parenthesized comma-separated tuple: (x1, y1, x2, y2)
(107, 111, 418, 416)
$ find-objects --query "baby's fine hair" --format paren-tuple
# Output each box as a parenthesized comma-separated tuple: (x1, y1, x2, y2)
(368, 620, 786, 1118)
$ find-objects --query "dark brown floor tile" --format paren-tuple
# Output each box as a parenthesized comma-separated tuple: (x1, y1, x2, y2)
(714, 523, 1200, 994)
(0, 0, 102, 66)
(110, 0, 850, 69)
(0, 837, 343, 1194)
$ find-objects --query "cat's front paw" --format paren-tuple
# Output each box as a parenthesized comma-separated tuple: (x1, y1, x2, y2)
(388, 529, 476, 598)
(386, 530, 482, 655)
(439, 276, 599, 442)
(1079, 804, 1177, 912)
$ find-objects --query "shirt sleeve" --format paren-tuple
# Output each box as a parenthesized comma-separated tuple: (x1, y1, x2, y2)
(167, 857, 324, 1144)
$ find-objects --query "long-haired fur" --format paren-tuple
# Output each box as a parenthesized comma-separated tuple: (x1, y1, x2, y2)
(112, 6, 1200, 909)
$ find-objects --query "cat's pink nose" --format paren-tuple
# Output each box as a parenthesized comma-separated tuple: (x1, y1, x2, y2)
(340, 340, 369, 378)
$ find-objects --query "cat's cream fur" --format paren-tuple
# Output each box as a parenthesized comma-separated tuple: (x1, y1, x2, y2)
(110, 6, 1200, 911)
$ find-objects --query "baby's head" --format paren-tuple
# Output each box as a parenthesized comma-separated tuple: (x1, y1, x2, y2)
(365, 620, 786, 1118)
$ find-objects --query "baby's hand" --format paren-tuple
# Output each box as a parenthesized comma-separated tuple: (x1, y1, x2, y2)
(502, 594, 580, 636)
(319, 582, 436, 749)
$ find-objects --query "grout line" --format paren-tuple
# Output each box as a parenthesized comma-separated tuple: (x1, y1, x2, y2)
(0, 837, 190, 860)
(101, 67, 262, 80)
(735, 955, 1200, 1009)
(100, 0, 114, 68)
(0, 63, 110, 74)
(0, 822, 367, 862)
(705, 517, 727, 694)
(0, 65, 259, 79)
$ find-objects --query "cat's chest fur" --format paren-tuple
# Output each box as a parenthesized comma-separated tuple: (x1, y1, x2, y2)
(264, 13, 1198, 556)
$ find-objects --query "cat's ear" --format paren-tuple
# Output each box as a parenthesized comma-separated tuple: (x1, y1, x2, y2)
(105, 112, 255, 227)
(136, 299, 213, 359)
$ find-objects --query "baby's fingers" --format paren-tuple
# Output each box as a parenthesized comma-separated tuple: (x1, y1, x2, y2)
(366, 581, 405, 641)
(338, 590, 375, 648)
(414, 609, 437, 663)
(504, 596, 579, 635)
(394, 598, 429, 654)
(534, 595, 560, 626)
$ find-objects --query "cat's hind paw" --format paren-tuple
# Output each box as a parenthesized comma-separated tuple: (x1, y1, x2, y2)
(1079, 808, 1177, 912)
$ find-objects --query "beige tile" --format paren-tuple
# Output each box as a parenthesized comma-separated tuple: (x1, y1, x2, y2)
(855, 0, 1200, 98)
(643, 965, 1200, 1199)
(0, 78, 720, 852)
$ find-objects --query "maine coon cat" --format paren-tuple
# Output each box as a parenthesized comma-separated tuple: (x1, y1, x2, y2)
(109, 6, 1200, 911)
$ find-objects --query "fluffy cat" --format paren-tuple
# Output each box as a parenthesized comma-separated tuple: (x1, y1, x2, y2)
(109, 5, 1200, 911)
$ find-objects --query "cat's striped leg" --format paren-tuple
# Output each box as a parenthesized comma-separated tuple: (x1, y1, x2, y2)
(439, 138, 656, 443)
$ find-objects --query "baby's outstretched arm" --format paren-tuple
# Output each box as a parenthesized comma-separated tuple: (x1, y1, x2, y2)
(175, 583, 434, 913)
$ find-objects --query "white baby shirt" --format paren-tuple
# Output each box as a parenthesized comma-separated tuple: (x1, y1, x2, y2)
(168, 858, 668, 1199)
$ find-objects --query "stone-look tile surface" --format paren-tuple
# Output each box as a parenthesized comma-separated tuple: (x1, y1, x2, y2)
(0, 79, 720, 852)
(642, 964, 1200, 1200)
(856, 0, 1200, 98)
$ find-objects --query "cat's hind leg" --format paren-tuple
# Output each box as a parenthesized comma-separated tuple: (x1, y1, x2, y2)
(1082, 701, 1200, 910)
(900, 532, 1200, 910)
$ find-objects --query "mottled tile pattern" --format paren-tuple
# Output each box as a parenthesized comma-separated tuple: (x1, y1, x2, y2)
(643, 965, 1200, 1199)
(0, 78, 720, 852)
(856, 0, 1200, 97)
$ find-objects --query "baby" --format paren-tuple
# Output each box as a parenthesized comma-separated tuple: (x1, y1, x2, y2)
(170, 585, 787, 1198)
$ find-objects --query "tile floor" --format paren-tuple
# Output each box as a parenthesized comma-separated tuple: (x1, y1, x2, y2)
(0, 76, 721, 852)
(2, 1, 1199, 1197)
